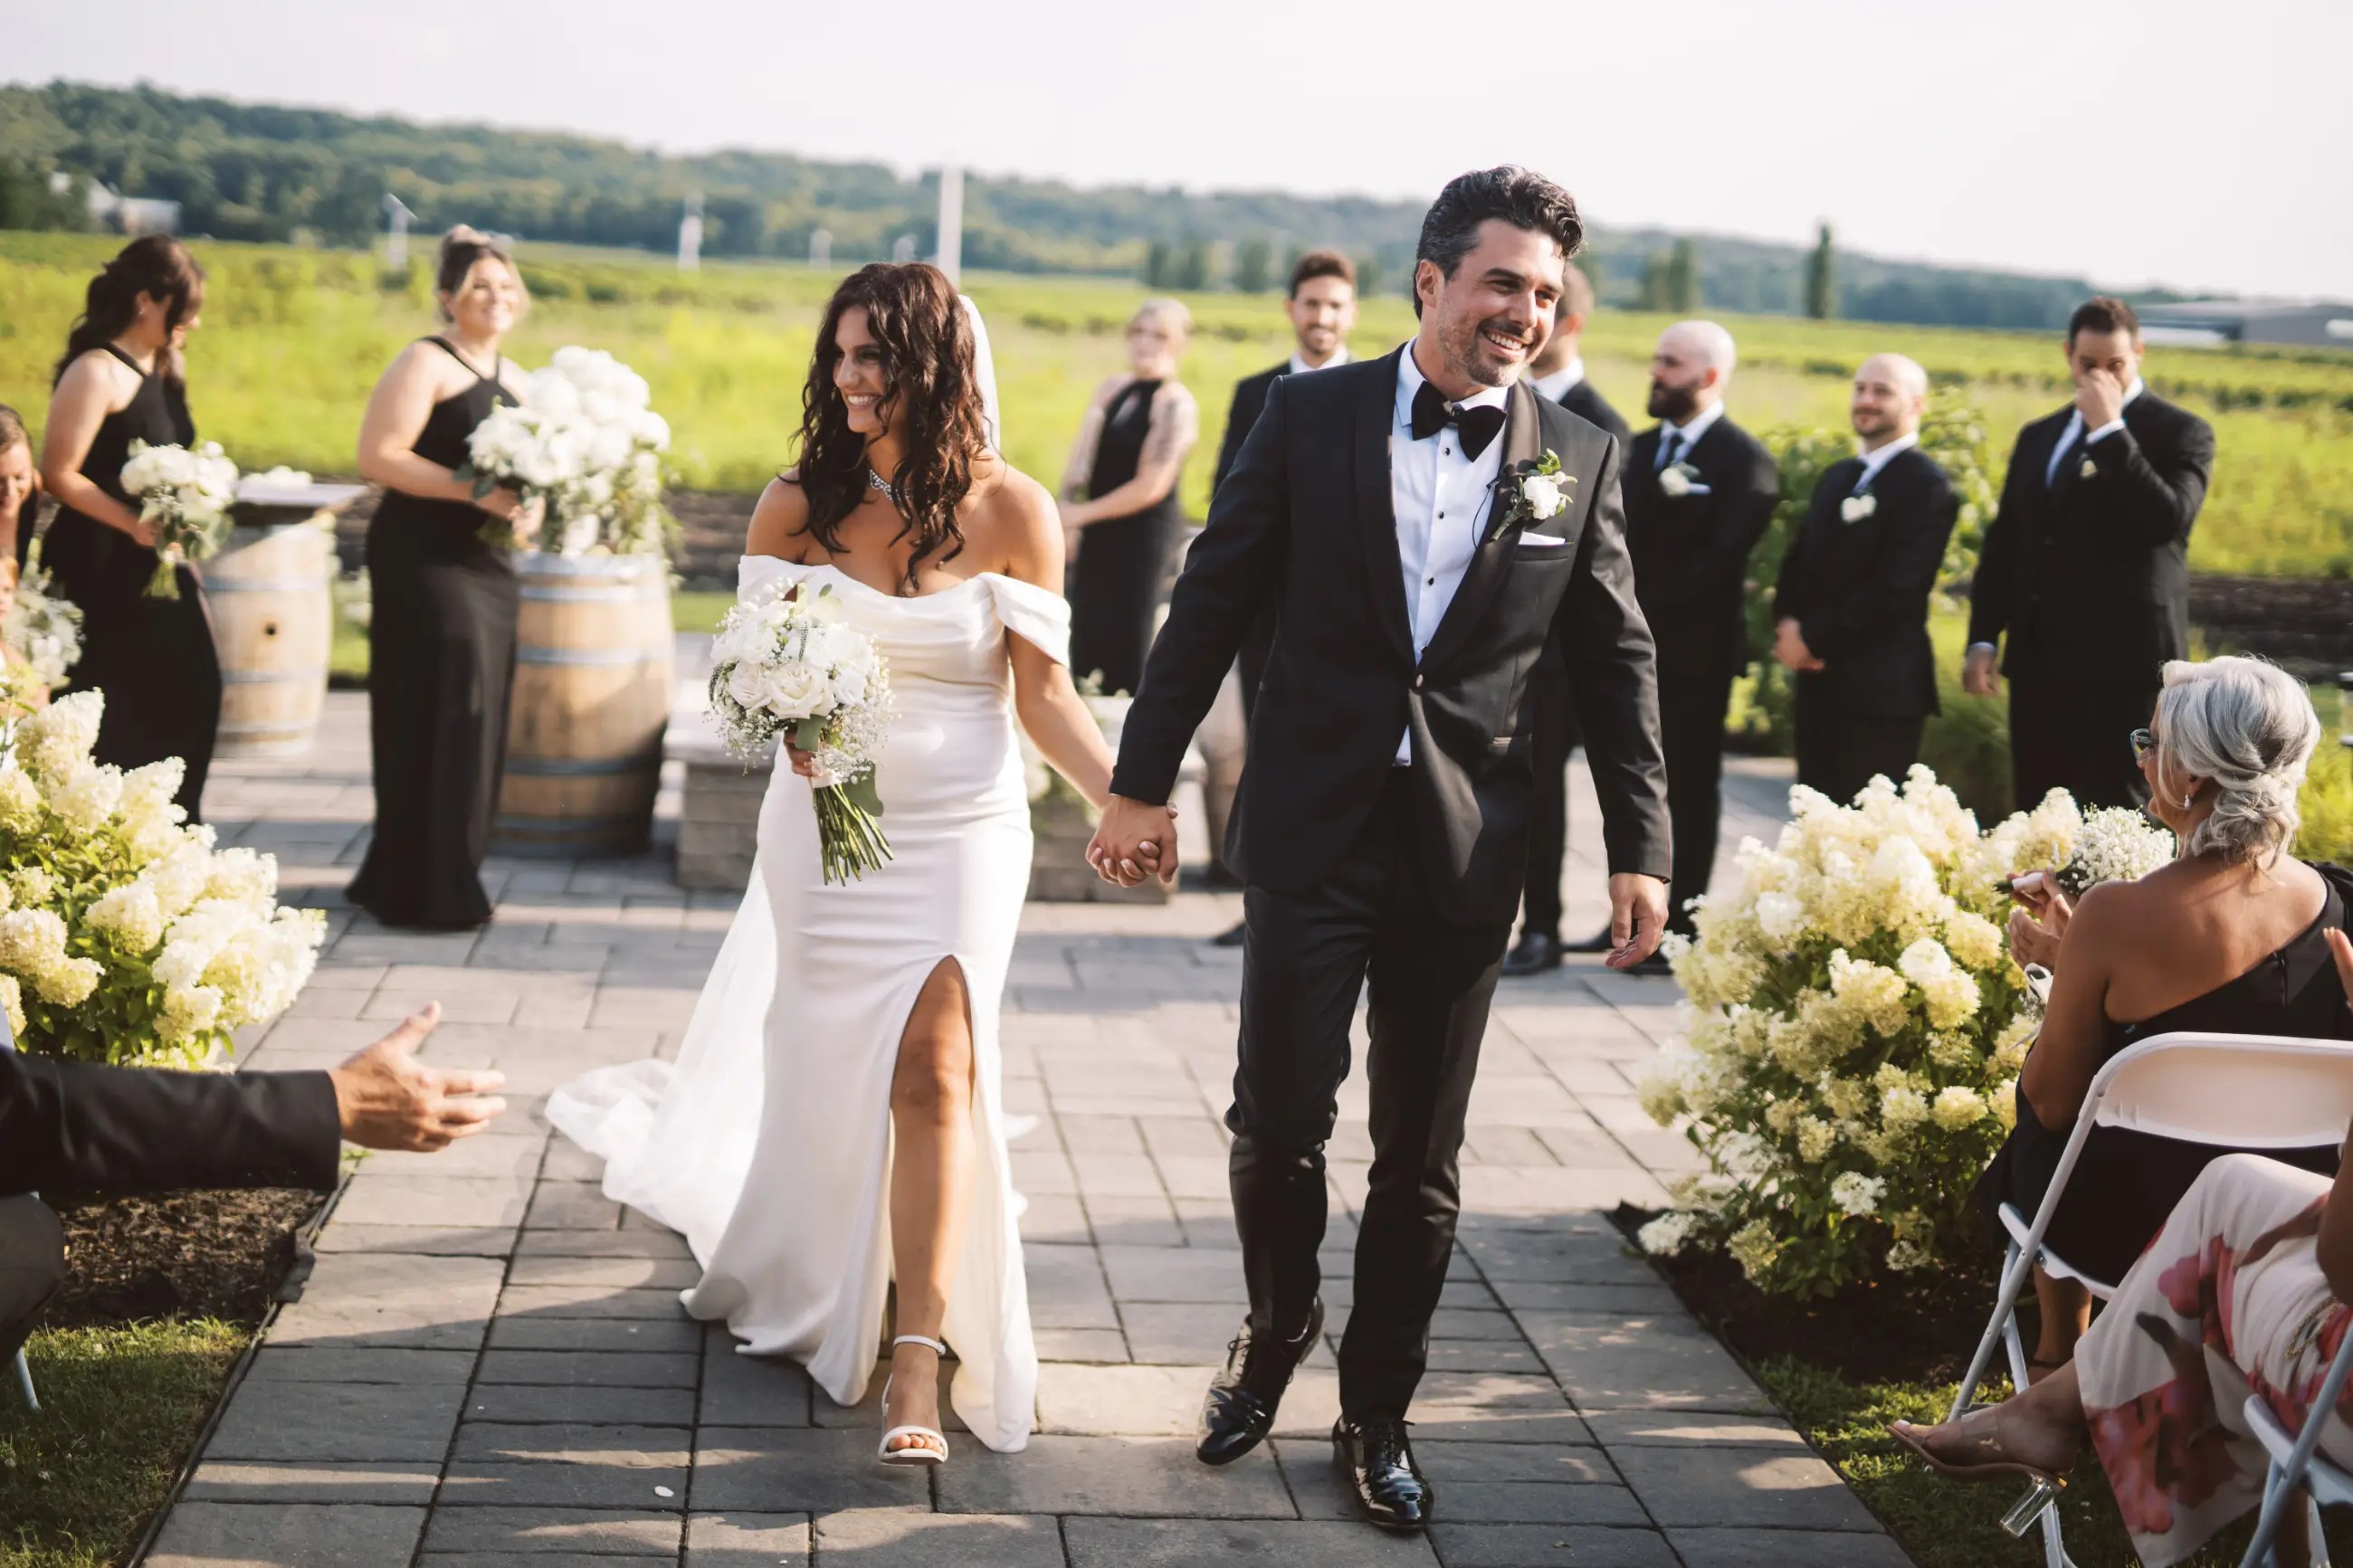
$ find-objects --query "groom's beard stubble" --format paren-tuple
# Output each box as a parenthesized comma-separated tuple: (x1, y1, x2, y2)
(1442, 310, 1538, 389)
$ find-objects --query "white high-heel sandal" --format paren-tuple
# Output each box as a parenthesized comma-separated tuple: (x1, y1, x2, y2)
(877, 1334, 949, 1468)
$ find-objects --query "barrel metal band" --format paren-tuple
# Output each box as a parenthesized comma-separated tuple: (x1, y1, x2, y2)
(504, 754, 662, 778)
(519, 585, 664, 603)
(515, 646, 670, 667)
(220, 666, 330, 684)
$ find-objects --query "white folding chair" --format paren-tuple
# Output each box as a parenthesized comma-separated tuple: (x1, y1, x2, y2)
(2239, 1328, 2353, 1568)
(0, 1023, 36, 1413)
(1947, 1031, 2353, 1568)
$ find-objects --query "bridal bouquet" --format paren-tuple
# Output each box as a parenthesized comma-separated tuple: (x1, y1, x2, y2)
(708, 584, 893, 884)
(120, 439, 240, 598)
(464, 347, 672, 556)
(4, 540, 83, 690)
(0, 691, 325, 1068)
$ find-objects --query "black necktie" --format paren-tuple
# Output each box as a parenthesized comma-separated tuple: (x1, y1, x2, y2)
(1656, 431, 1684, 472)
(1409, 380, 1505, 460)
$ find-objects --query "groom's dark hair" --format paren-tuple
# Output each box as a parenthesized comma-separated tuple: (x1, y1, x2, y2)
(1414, 167, 1583, 318)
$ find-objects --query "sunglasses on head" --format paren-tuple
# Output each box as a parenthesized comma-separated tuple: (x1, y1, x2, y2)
(2129, 727, 2158, 762)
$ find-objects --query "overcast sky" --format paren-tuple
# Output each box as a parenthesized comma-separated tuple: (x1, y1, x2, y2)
(15, 0, 2350, 298)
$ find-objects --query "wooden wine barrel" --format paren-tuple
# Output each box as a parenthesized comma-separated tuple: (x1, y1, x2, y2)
(496, 552, 672, 857)
(205, 518, 336, 756)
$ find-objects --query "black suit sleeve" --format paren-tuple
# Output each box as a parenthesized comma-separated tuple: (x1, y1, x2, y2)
(1211, 379, 1255, 499)
(1800, 468, 1960, 661)
(1555, 437, 1672, 881)
(1967, 429, 2036, 649)
(1771, 486, 1819, 623)
(1110, 374, 1292, 805)
(2, 1050, 342, 1199)
(2088, 411, 2214, 548)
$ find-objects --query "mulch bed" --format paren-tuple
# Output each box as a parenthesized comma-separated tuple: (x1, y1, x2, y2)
(42, 1188, 325, 1330)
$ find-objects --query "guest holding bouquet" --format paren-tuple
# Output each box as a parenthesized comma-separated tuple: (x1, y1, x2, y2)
(1058, 299, 1200, 695)
(348, 227, 538, 930)
(35, 236, 221, 820)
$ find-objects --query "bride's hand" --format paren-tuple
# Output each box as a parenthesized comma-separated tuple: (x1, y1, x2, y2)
(784, 743, 820, 780)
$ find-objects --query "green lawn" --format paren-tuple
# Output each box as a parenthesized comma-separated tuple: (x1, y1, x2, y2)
(0, 1319, 248, 1568)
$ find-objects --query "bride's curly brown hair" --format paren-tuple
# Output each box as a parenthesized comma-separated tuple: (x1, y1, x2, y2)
(791, 263, 986, 594)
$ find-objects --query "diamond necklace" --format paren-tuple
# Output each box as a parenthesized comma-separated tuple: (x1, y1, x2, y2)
(865, 468, 894, 501)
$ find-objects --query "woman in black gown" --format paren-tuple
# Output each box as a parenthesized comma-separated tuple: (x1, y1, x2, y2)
(37, 236, 222, 819)
(1058, 299, 1198, 695)
(347, 228, 538, 930)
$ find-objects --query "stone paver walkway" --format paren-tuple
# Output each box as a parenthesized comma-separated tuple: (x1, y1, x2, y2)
(145, 693, 1910, 1567)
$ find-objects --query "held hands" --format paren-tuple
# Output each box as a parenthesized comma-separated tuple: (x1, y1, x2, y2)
(1085, 794, 1181, 889)
(2075, 366, 2127, 432)
(327, 1003, 510, 1153)
(1960, 645, 2000, 698)
(1605, 873, 1671, 971)
(1772, 618, 1824, 673)
(2005, 870, 2073, 972)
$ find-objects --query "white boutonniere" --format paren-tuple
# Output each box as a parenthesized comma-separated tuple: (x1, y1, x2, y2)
(1658, 461, 1703, 499)
(2078, 457, 2098, 481)
(1489, 449, 1575, 544)
(1840, 493, 1877, 523)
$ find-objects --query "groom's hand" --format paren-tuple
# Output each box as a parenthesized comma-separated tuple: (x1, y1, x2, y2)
(1087, 795, 1180, 889)
(1604, 874, 1671, 970)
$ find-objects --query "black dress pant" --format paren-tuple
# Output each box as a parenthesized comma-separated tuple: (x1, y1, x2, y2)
(2009, 674, 2156, 813)
(1793, 682, 1925, 807)
(1519, 663, 1578, 942)
(1230, 770, 1510, 1420)
(0, 1196, 65, 1368)
(1659, 670, 1734, 937)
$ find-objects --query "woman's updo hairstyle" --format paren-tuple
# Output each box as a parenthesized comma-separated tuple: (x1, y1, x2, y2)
(435, 226, 526, 325)
(2155, 656, 2321, 868)
(53, 234, 205, 386)
(1130, 297, 1194, 338)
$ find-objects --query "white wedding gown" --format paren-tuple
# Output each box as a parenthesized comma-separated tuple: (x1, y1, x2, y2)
(548, 555, 1065, 1453)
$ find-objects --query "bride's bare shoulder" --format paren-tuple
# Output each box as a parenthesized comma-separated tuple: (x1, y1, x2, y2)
(747, 473, 819, 562)
(965, 459, 1060, 584)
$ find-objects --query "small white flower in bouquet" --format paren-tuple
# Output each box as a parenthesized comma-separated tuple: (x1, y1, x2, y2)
(119, 439, 240, 599)
(463, 347, 672, 557)
(707, 583, 894, 884)
(3, 538, 82, 690)
(2054, 802, 2177, 896)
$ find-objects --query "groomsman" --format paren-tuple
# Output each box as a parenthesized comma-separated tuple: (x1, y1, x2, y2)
(1964, 297, 2215, 810)
(1503, 268, 1628, 976)
(1622, 321, 1778, 961)
(1200, 252, 1359, 937)
(1772, 355, 1959, 803)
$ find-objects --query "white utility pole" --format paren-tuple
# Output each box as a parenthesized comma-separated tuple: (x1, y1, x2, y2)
(383, 193, 415, 271)
(678, 193, 704, 272)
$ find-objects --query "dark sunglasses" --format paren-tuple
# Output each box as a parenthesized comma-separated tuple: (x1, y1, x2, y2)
(2129, 727, 2158, 762)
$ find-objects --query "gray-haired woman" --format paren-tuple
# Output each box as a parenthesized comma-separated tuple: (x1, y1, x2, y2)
(1976, 654, 2353, 1380)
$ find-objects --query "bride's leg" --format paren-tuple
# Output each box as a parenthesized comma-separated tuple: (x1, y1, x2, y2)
(884, 959, 976, 1456)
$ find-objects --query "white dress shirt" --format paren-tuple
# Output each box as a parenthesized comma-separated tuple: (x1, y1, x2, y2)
(1390, 347, 1509, 764)
(1530, 356, 1587, 404)
(1853, 431, 1919, 492)
(1654, 400, 1726, 469)
(2043, 376, 2145, 485)
(1288, 345, 1352, 376)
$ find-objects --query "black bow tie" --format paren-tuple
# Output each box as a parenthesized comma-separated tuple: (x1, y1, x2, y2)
(1409, 380, 1506, 460)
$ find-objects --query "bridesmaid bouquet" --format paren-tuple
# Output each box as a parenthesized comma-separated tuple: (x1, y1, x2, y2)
(462, 347, 672, 556)
(119, 439, 240, 599)
(3, 540, 84, 689)
(708, 584, 894, 884)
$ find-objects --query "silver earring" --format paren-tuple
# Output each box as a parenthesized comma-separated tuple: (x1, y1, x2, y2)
(2182, 790, 2194, 810)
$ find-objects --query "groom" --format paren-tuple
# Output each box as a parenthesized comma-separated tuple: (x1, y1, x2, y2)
(1089, 166, 1671, 1533)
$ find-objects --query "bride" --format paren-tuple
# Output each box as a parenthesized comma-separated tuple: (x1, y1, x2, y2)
(548, 265, 1158, 1461)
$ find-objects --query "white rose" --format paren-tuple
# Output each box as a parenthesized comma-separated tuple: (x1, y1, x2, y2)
(725, 660, 771, 710)
(1520, 473, 1566, 519)
(762, 662, 832, 719)
(1658, 466, 1693, 499)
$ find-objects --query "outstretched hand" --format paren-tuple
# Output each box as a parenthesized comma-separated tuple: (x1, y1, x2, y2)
(1605, 874, 1671, 971)
(328, 1003, 509, 1152)
(1086, 794, 1180, 889)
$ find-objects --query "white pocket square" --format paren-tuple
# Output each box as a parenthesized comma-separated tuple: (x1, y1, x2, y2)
(1517, 533, 1569, 547)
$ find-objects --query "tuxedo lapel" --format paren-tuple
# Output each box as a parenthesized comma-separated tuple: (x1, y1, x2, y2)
(1356, 350, 1415, 663)
(1418, 378, 1543, 673)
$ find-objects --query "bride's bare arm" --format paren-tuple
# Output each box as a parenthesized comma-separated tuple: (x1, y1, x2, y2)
(746, 475, 814, 561)
(996, 471, 1116, 811)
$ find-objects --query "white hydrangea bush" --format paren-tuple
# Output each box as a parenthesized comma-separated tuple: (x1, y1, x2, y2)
(1634, 766, 2089, 1297)
(0, 691, 325, 1069)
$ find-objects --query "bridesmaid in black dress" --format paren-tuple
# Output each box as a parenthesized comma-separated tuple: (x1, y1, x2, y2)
(348, 228, 538, 930)
(37, 236, 222, 820)
(1058, 299, 1199, 695)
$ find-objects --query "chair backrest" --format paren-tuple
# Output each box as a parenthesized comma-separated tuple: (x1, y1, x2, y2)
(2090, 1031, 2353, 1149)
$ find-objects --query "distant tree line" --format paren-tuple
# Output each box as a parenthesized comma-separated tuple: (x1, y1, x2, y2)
(2, 80, 2122, 330)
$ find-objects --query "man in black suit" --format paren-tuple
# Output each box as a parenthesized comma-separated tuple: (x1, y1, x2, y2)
(1964, 296, 2215, 811)
(1622, 321, 1780, 958)
(1502, 265, 1630, 976)
(1773, 354, 1960, 803)
(1088, 168, 1671, 1533)
(3, 1003, 503, 1370)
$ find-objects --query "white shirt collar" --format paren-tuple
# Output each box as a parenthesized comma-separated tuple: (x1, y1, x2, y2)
(1530, 357, 1586, 404)
(1288, 345, 1350, 376)
(1396, 341, 1510, 431)
(1661, 399, 1726, 450)
(1855, 431, 1919, 488)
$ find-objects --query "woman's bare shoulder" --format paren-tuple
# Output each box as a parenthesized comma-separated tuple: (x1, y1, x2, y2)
(747, 475, 818, 561)
(965, 461, 1059, 577)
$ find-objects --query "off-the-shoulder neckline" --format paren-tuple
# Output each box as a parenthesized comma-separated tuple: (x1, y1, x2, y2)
(742, 558, 1042, 604)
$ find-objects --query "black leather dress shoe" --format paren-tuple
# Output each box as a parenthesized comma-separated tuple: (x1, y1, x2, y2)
(1211, 920, 1248, 949)
(1334, 1415, 1433, 1532)
(1196, 1297, 1323, 1466)
(1500, 931, 1562, 977)
(1562, 926, 1617, 955)
(1629, 951, 1675, 978)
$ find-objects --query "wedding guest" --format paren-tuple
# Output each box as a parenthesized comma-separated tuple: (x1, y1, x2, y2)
(1202, 252, 1358, 936)
(1770, 354, 1959, 804)
(1504, 265, 1630, 976)
(37, 236, 221, 820)
(347, 228, 538, 932)
(0, 406, 40, 567)
(1977, 656, 2348, 1381)
(4, 1003, 504, 1374)
(1619, 320, 1779, 965)
(1059, 299, 1199, 696)
(1965, 297, 2215, 812)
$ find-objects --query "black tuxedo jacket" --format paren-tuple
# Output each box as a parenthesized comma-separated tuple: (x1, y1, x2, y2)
(1774, 447, 1960, 719)
(1967, 391, 2215, 685)
(1555, 378, 1631, 445)
(2, 1050, 340, 1199)
(1623, 417, 1782, 684)
(1214, 361, 1289, 498)
(1111, 348, 1672, 926)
